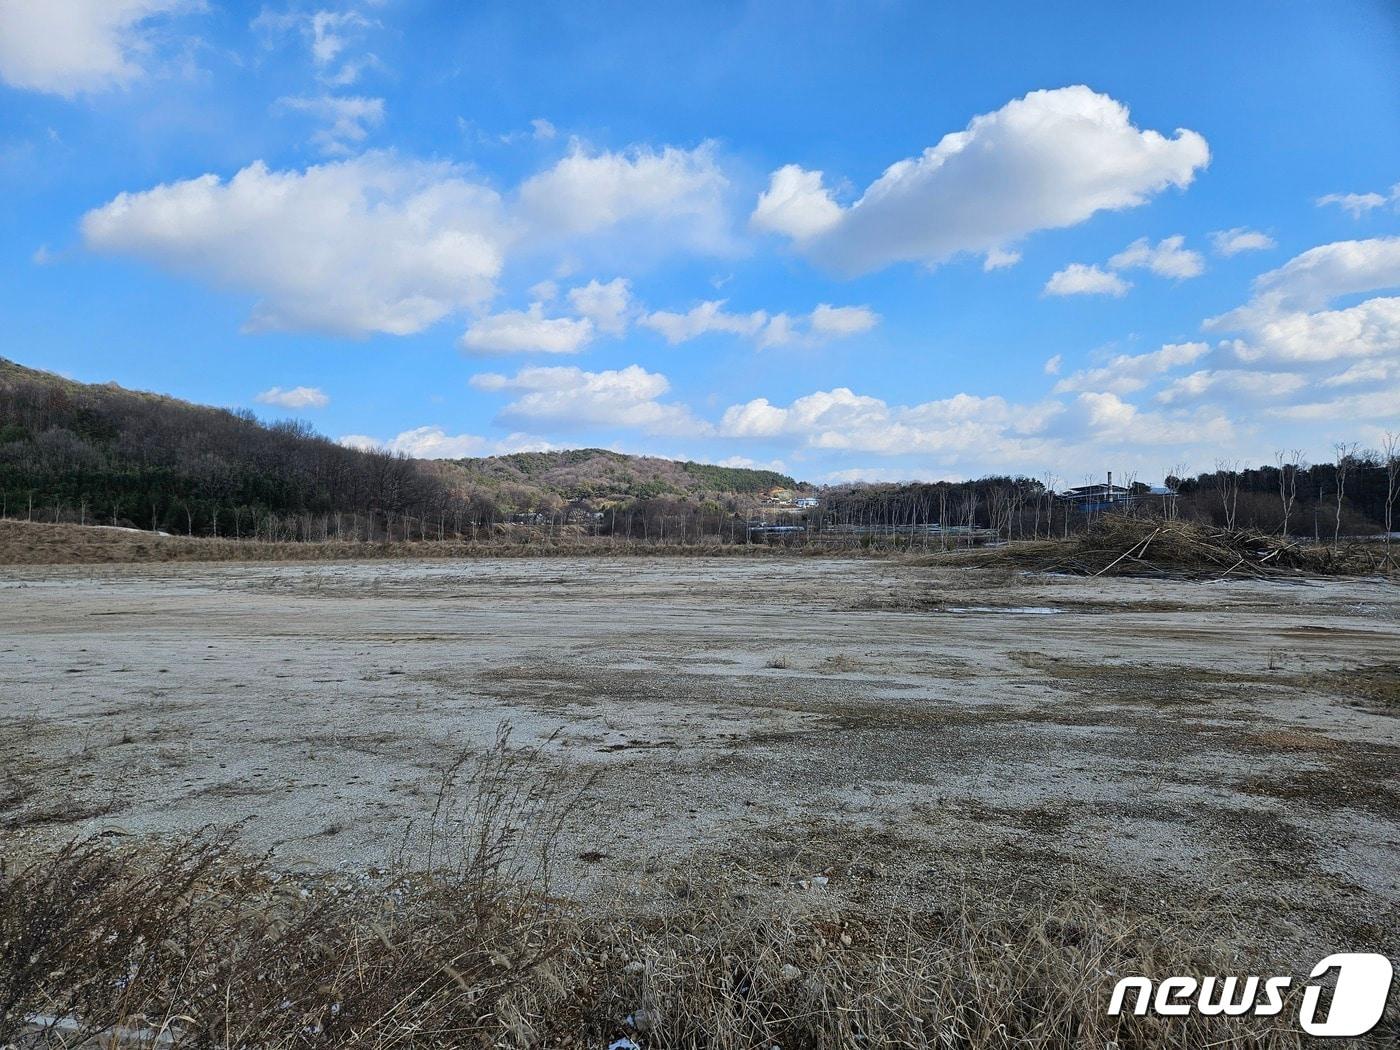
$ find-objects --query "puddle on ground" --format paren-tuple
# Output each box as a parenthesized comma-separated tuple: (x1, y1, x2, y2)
(944, 606, 1063, 615)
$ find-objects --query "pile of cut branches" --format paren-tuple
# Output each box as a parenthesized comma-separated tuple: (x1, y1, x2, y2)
(966, 515, 1393, 579)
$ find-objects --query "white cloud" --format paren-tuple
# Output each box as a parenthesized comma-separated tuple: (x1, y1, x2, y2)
(1266, 385, 1400, 423)
(339, 426, 488, 459)
(983, 246, 1022, 271)
(1320, 359, 1397, 388)
(1044, 263, 1130, 297)
(715, 455, 788, 472)
(640, 299, 879, 348)
(1154, 369, 1306, 405)
(518, 141, 732, 253)
(1316, 185, 1397, 219)
(1054, 342, 1208, 394)
(83, 138, 749, 339)
(461, 304, 594, 355)
(1210, 227, 1275, 256)
(1206, 237, 1400, 363)
(1075, 391, 1233, 445)
(275, 95, 385, 155)
(308, 10, 370, 67)
(0, 0, 192, 96)
(808, 303, 879, 339)
(470, 364, 703, 435)
(1051, 235, 1202, 299)
(755, 313, 799, 350)
(641, 300, 766, 344)
(1226, 297, 1400, 365)
(252, 7, 378, 86)
(1043, 354, 1062, 375)
(82, 154, 508, 337)
(566, 277, 632, 335)
(492, 117, 562, 147)
(719, 387, 1061, 458)
(751, 86, 1208, 275)
(255, 385, 329, 409)
(496, 432, 559, 454)
(1108, 235, 1204, 279)
(750, 164, 844, 241)
(823, 465, 947, 484)
(1227, 236, 1400, 314)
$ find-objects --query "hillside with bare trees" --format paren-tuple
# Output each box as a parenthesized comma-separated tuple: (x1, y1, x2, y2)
(0, 359, 804, 542)
(437, 448, 798, 506)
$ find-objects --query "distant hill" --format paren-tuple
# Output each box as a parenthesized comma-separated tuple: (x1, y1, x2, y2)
(0, 359, 804, 538)
(0, 358, 455, 535)
(440, 449, 801, 505)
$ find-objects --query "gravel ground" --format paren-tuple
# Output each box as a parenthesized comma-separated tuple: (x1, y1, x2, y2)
(3, 556, 1397, 968)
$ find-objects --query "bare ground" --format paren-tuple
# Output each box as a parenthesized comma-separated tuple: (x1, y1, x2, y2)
(2, 556, 1398, 973)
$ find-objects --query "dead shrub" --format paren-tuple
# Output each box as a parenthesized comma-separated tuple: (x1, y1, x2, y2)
(953, 514, 1395, 579)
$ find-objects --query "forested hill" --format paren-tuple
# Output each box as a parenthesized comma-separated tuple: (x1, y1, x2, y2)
(0, 360, 804, 538)
(0, 358, 451, 535)
(440, 449, 799, 505)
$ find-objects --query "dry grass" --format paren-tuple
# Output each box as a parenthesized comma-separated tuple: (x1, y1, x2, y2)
(950, 515, 1395, 579)
(0, 520, 882, 567)
(818, 653, 866, 673)
(4, 732, 1390, 1048)
(4, 845, 1366, 1048)
(1334, 662, 1400, 714)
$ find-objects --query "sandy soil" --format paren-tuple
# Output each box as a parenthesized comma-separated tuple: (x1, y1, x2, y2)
(3, 557, 1398, 967)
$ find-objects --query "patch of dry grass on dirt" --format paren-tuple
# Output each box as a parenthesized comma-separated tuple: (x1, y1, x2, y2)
(3, 731, 1393, 1049)
(4, 839, 1360, 1049)
(1328, 663, 1400, 715)
(0, 520, 871, 567)
(1240, 729, 1341, 753)
(1007, 650, 1254, 709)
(818, 653, 866, 673)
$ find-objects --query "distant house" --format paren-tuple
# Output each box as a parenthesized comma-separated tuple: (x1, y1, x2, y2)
(1056, 472, 1162, 513)
(794, 497, 820, 509)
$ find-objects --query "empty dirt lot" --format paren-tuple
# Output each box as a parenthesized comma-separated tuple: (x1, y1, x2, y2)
(3, 556, 1398, 969)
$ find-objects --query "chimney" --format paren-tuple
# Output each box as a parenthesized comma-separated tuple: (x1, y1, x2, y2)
(1107, 470, 1112, 491)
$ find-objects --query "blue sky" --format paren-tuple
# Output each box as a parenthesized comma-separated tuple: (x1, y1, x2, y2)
(1, 1, 1398, 485)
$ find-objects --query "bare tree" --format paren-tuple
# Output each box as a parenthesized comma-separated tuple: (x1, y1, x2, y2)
(1214, 459, 1241, 530)
(1332, 441, 1359, 549)
(938, 486, 949, 550)
(1275, 448, 1305, 536)
(1163, 462, 1187, 521)
(1382, 431, 1399, 563)
(989, 486, 1014, 541)
(1119, 470, 1139, 517)
(959, 491, 979, 547)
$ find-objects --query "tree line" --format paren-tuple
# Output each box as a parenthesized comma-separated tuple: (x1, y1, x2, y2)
(0, 360, 787, 543)
(808, 442, 1400, 548)
(1, 360, 462, 539)
(4, 359, 1395, 549)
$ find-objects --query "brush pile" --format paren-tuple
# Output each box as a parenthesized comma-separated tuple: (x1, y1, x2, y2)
(979, 515, 1393, 579)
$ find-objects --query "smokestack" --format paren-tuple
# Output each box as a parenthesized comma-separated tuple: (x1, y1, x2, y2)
(1107, 470, 1112, 491)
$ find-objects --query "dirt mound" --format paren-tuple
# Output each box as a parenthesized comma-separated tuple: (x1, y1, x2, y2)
(0, 519, 195, 564)
(963, 515, 1394, 579)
